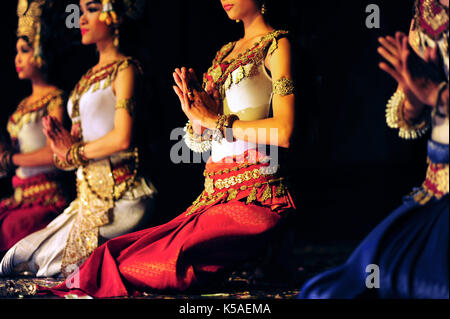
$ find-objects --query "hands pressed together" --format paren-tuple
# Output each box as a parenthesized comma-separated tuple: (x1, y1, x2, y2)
(378, 32, 448, 111)
(172, 67, 222, 131)
(42, 115, 78, 162)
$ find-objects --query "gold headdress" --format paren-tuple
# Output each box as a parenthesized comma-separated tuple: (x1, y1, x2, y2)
(17, 0, 46, 68)
(99, 0, 146, 26)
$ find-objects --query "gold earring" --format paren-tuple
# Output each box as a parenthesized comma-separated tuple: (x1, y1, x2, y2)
(261, 4, 266, 15)
(236, 19, 240, 23)
(113, 28, 119, 48)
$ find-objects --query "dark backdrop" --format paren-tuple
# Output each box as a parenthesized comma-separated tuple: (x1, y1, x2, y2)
(0, 0, 427, 243)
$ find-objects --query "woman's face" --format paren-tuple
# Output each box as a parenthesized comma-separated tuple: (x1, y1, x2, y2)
(220, 0, 260, 21)
(79, 0, 112, 45)
(15, 38, 40, 80)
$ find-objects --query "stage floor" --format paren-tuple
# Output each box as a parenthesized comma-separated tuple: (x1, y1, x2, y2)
(0, 240, 356, 299)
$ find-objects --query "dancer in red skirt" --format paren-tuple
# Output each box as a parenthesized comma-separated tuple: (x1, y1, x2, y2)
(42, 0, 296, 297)
(0, 0, 70, 257)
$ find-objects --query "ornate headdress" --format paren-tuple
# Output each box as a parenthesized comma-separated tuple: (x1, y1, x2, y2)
(99, 0, 146, 26)
(414, 0, 449, 40)
(17, 0, 46, 68)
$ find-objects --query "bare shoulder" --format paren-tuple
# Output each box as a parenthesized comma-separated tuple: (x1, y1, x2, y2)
(266, 37, 292, 75)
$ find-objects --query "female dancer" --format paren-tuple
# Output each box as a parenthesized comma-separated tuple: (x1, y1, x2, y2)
(300, 0, 448, 299)
(41, 0, 296, 297)
(0, 0, 69, 258)
(0, 0, 156, 278)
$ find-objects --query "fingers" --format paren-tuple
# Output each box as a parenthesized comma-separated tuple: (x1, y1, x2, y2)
(188, 68, 202, 91)
(378, 36, 398, 57)
(378, 46, 400, 70)
(43, 126, 57, 141)
(173, 85, 184, 102)
(188, 68, 199, 83)
(395, 32, 405, 55)
(42, 116, 51, 131)
(173, 85, 188, 111)
(379, 62, 404, 85)
(173, 71, 184, 91)
(52, 117, 64, 133)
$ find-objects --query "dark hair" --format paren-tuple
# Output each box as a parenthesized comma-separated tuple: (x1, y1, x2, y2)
(255, 0, 291, 30)
(112, 1, 148, 58)
(38, 0, 80, 88)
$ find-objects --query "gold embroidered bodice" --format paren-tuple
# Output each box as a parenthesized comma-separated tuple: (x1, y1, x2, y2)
(203, 30, 289, 162)
(7, 89, 63, 178)
(409, 0, 449, 144)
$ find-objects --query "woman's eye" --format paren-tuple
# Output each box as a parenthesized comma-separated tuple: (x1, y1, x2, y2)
(87, 6, 99, 13)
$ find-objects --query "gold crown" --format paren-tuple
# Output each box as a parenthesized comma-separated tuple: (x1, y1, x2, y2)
(17, 0, 46, 67)
(99, 0, 146, 26)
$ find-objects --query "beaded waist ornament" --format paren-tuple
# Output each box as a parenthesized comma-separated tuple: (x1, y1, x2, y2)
(185, 156, 292, 216)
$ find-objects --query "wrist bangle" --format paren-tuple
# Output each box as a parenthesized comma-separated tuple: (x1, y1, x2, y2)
(53, 153, 76, 171)
(386, 88, 430, 140)
(223, 114, 240, 142)
(65, 147, 74, 166)
(67, 142, 89, 167)
(0, 150, 17, 173)
(183, 121, 212, 153)
(213, 115, 227, 143)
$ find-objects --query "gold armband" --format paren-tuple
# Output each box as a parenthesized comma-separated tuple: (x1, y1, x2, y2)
(385, 88, 430, 140)
(116, 98, 135, 116)
(273, 78, 295, 96)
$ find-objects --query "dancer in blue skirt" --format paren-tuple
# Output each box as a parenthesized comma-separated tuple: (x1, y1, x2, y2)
(300, 0, 449, 299)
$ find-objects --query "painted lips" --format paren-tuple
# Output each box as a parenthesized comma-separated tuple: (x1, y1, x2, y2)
(16, 67, 22, 73)
(81, 29, 89, 36)
(223, 4, 234, 11)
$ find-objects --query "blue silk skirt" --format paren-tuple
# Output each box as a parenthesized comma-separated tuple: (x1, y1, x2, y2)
(299, 140, 449, 299)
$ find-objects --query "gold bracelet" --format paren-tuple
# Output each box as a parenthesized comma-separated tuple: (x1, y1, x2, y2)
(385, 88, 430, 140)
(222, 114, 240, 142)
(67, 142, 89, 167)
(65, 147, 74, 166)
(53, 153, 76, 171)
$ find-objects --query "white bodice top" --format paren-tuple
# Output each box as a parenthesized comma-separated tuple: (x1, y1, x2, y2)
(206, 30, 289, 162)
(16, 112, 56, 178)
(212, 62, 274, 162)
(7, 92, 63, 178)
(68, 81, 116, 144)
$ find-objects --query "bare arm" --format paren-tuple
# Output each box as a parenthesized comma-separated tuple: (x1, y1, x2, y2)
(228, 38, 295, 148)
(78, 65, 137, 159)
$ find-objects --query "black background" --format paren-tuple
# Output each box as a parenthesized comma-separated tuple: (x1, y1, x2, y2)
(0, 0, 428, 243)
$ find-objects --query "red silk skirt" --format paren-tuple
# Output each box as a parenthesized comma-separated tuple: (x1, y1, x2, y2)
(41, 151, 295, 297)
(0, 172, 68, 253)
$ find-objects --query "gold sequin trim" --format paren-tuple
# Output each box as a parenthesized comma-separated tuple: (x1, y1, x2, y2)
(203, 30, 289, 92)
(187, 177, 286, 216)
(415, 0, 449, 36)
(413, 160, 449, 205)
(7, 89, 63, 140)
(385, 88, 430, 139)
